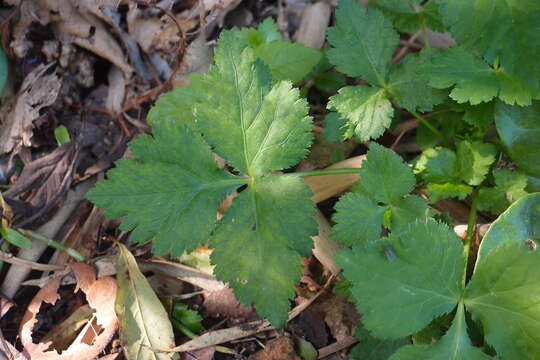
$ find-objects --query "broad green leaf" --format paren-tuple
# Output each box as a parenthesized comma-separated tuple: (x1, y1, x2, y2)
(147, 86, 198, 127)
(388, 195, 429, 232)
(456, 141, 496, 186)
(476, 193, 540, 264)
(254, 41, 321, 83)
(495, 101, 540, 177)
(116, 243, 178, 360)
(87, 123, 241, 256)
(387, 52, 446, 112)
(427, 183, 472, 202)
(351, 326, 409, 360)
(211, 176, 317, 327)
(194, 34, 313, 176)
(357, 143, 416, 204)
(390, 303, 491, 360)
(328, 86, 393, 141)
(0, 227, 32, 249)
(331, 193, 386, 246)
(327, 0, 398, 85)
(437, 0, 540, 96)
(335, 220, 464, 339)
(477, 169, 529, 214)
(465, 244, 540, 359)
(370, 0, 444, 33)
(322, 112, 348, 142)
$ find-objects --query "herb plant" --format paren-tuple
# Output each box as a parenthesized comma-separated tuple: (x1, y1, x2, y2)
(88, 0, 540, 358)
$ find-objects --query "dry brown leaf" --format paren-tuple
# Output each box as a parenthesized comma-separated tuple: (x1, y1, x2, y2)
(203, 287, 256, 321)
(19, 262, 118, 360)
(0, 63, 62, 154)
(173, 34, 212, 87)
(249, 337, 300, 360)
(294, 2, 331, 49)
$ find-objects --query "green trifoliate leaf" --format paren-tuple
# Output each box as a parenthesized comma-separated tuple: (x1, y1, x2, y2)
(352, 326, 409, 360)
(327, 0, 398, 85)
(387, 52, 447, 112)
(456, 141, 497, 186)
(328, 86, 393, 141)
(87, 123, 240, 256)
(335, 220, 465, 339)
(147, 86, 198, 127)
(358, 143, 416, 204)
(437, 0, 540, 97)
(370, 0, 444, 34)
(421, 47, 534, 106)
(495, 100, 540, 177)
(390, 303, 491, 360)
(476, 193, 540, 265)
(331, 193, 386, 246)
(465, 244, 540, 359)
(211, 176, 317, 327)
(254, 42, 321, 83)
(194, 33, 313, 177)
(477, 169, 529, 214)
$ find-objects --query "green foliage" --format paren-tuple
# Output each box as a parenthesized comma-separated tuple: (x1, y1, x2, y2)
(0, 227, 32, 249)
(0, 47, 7, 94)
(477, 169, 529, 215)
(171, 302, 204, 336)
(369, 0, 444, 33)
(326, 0, 444, 141)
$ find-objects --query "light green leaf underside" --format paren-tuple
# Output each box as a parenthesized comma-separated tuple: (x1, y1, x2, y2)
(254, 41, 322, 83)
(476, 193, 540, 264)
(194, 32, 313, 177)
(211, 176, 317, 327)
(328, 86, 393, 141)
(495, 101, 540, 177)
(357, 143, 416, 204)
(387, 52, 447, 112)
(116, 243, 178, 360)
(390, 303, 491, 360)
(335, 220, 464, 339)
(437, 0, 540, 95)
(87, 123, 240, 256)
(327, 0, 398, 85)
(465, 244, 540, 359)
(421, 47, 534, 106)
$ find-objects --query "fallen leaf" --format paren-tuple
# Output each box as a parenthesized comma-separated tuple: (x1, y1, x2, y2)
(19, 262, 118, 359)
(0, 63, 62, 154)
(249, 337, 300, 360)
(116, 243, 179, 360)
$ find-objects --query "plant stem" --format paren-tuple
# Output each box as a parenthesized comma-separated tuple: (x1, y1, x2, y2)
(284, 168, 361, 178)
(462, 189, 479, 287)
(19, 229, 87, 262)
(409, 110, 451, 147)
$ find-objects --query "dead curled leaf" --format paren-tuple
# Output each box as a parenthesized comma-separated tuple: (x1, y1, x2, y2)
(0, 63, 62, 154)
(19, 262, 118, 360)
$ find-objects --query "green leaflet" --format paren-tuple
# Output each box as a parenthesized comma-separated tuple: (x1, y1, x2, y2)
(335, 220, 465, 339)
(211, 176, 316, 326)
(495, 100, 540, 177)
(193, 33, 313, 177)
(352, 326, 409, 360)
(147, 86, 199, 127)
(477, 169, 529, 215)
(390, 303, 491, 360)
(437, 0, 540, 97)
(465, 244, 540, 359)
(328, 86, 393, 141)
(476, 193, 540, 264)
(322, 112, 348, 142)
(370, 0, 444, 33)
(331, 144, 427, 245)
(87, 123, 241, 256)
(327, 1, 444, 141)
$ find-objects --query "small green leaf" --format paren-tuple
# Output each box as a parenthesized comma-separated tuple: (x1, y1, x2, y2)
(54, 125, 70, 145)
(415, 147, 461, 184)
(0, 227, 32, 249)
(327, 0, 398, 85)
(211, 176, 317, 327)
(495, 100, 540, 177)
(456, 141, 497, 186)
(116, 243, 178, 360)
(331, 193, 386, 246)
(256, 17, 282, 44)
(295, 337, 318, 360)
(171, 302, 204, 334)
(476, 193, 540, 264)
(477, 169, 529, 214)
(254, 41, 322, 83)
(335, 220, 465, 339)
(390, 303, 491, 360)
(328, 86, 393, 141)
(465, 244, 540, 359)
(427, 183, 472, 202)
